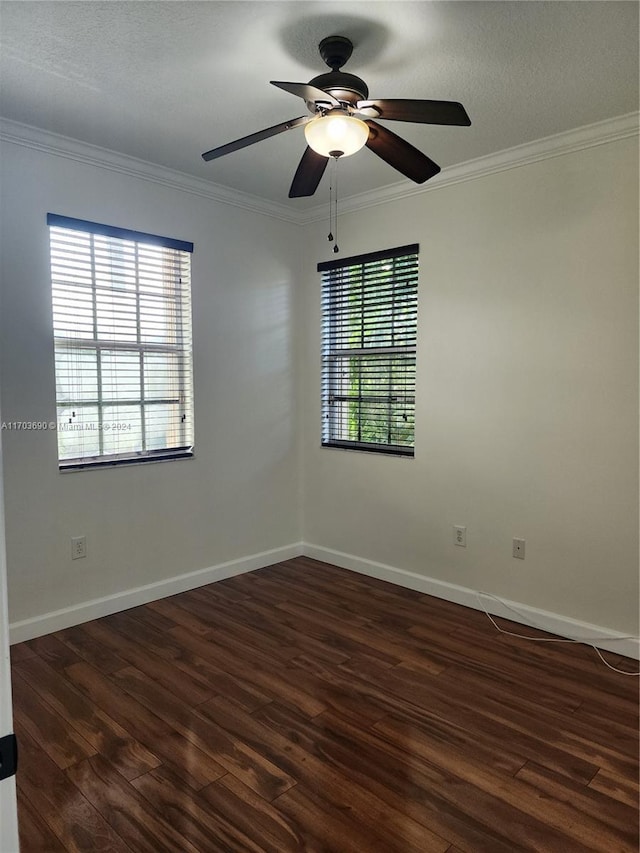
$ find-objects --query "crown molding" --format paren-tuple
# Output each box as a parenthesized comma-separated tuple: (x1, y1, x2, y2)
(0, 117, 297, 223)
(1, 112, 637, 226)
(299, 111, 640, 223)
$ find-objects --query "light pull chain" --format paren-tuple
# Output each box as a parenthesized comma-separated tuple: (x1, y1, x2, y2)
(327, 158, 333, 244)
(333, 156, 339, 254)
(327, 156, 340, 254)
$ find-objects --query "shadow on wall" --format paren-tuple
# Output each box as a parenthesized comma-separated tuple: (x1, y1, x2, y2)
(202, 276, 295, 483)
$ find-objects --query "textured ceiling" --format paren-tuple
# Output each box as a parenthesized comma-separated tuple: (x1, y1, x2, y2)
(0, 1, 638, 209)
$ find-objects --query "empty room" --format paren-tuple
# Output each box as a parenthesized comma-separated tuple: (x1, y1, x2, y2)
(0, 2, 638, 851)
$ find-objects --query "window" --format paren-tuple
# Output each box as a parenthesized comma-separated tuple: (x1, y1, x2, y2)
(48, 214, 194, 470)
(319, 244, 419, 457)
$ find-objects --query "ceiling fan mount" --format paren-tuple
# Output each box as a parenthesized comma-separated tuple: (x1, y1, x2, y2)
(318, 35, 353, 71)
(201, 34, 471, 198)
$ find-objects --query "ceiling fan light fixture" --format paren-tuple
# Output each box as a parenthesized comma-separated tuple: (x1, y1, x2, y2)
(304, 112, 369, 158)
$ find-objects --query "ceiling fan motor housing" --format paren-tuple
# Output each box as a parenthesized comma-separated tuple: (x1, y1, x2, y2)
(308, 36, 368, 111)
(307, 71, 369, 110)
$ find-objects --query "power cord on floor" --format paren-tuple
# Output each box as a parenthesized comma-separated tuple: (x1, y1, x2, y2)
(476, 592, 640, 676)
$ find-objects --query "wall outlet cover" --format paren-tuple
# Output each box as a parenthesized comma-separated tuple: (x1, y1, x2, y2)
(512, 538, 525, 559)
(454, 526, 467, 547)
(71, 536, 87, 560)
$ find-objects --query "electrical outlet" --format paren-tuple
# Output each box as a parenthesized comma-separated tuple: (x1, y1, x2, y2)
(512, 538, 525, 560)
(453, 525, 467, 547)
(71, 536, 87, 560)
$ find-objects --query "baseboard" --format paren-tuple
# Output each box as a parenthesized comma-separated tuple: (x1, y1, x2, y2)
(302, 543, 640, 660)
(8, 542, 304, 644)
(10, 539, 638, 661)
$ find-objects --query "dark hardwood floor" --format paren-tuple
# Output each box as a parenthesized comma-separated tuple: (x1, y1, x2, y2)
(10, 557, 639, 852)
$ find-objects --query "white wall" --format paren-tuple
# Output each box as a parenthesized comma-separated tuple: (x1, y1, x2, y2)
(301, 136, 639, 636)
(1, 130, 638, 642)
(0, 141, 301, 625)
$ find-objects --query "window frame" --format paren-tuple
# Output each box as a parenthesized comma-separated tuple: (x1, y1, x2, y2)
(318, 244, 419, 458)
(48, 214, 195, 471)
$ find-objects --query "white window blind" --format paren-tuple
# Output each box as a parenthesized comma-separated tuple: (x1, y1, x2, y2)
(319, 244, 418, 456)
(48, 214, 194, 470)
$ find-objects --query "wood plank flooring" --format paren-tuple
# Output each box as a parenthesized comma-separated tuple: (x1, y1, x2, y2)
(10, 557, 639, 852)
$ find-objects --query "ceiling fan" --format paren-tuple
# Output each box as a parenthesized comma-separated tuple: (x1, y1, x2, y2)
(202, 35, 471, 198)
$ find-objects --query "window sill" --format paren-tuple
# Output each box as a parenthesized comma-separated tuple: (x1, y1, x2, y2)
(321, 441, 414, 458)
(59, 449, 194, 472)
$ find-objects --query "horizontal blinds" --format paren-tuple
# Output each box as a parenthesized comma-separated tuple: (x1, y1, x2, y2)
(49, 216, 194, 468)
(320, 245, 418, 455)
(47, 214, 193, 253)
(317, 243, 418, 272)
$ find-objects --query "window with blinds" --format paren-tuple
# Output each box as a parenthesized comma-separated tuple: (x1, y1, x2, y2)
(319, 244, 419, 456)
(48, 214, 194, 470)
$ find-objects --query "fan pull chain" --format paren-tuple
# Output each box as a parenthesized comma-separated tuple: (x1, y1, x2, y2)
(333, 156, 339, 253)
(327, 159, 333, 243)
(326, 157, 341, 254)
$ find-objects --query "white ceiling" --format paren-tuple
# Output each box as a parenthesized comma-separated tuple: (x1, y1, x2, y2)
(0, 1, 638, 209)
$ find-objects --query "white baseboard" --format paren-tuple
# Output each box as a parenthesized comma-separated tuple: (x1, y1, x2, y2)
(303, 543, 640, 661)
(10, 539, 638, 661)
(9, 542, 304, 644)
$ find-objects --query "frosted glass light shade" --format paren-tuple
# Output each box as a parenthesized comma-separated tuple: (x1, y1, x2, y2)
(304, 113, 369, 158)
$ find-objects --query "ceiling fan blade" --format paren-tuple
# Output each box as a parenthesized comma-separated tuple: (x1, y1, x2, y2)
(365, 121, 441, 184)
(271, 81, 340, 107)
(289, 147, 329, 198)
(358, 99, 471, 126)
(202, 116, 311, 161)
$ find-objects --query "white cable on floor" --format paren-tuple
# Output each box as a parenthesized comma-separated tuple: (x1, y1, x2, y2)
(476, 591, 640, 676)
